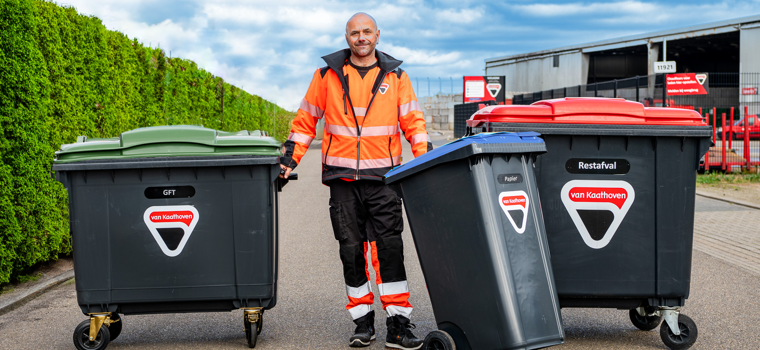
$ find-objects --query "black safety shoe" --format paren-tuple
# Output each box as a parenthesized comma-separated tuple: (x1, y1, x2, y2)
(349, 310, 376, 347)
(385, 315, 424, 350)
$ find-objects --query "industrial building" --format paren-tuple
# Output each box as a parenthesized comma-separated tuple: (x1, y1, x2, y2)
(484, 14, 760, 112)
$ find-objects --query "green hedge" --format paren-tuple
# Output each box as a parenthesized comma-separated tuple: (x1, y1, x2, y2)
(0, 0, 293, 283)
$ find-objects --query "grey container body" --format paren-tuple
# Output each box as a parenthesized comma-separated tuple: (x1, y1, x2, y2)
(391, 152, 564, 350)
(481, 123, 712, 308)
(54, 156, 280, 315)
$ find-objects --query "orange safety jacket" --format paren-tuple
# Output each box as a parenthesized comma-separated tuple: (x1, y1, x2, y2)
(281, 49, 431, 183)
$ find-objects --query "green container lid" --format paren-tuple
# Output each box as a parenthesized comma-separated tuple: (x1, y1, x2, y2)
(55, 125, 282, 164)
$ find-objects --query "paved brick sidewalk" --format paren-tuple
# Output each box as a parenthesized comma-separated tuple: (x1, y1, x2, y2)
(694, 196, 760, 276)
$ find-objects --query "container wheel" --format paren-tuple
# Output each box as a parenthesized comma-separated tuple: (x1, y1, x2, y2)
(107, 314, 122, 341)
(73, 319, 111, 350)
(423, 330, 456, 350)
(244, 313, 263, 348)
(660, 314, 698, 350)
(629, 309, 661, 331)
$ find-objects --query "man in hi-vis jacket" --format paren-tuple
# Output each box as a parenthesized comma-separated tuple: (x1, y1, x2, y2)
(279, 12, 431, 350)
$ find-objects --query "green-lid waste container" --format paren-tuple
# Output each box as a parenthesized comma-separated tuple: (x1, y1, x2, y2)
(467, 98, 712, 350)
(385, 132, 564, 350)
(53, 125, 288, 350)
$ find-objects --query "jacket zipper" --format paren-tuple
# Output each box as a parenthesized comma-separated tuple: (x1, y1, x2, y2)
(324, 134, 333, 166)
(354, 70, 389, 180)
(388, 136, 394, 168)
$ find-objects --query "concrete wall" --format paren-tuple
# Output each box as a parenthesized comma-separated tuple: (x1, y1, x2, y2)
(485, 51, 588, 97)
(419, 93, 463, 131)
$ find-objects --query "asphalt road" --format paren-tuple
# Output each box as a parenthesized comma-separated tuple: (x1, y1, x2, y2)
(1, 137, 759, 349)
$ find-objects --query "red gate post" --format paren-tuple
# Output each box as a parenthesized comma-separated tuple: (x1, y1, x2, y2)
(729, 107, 734, 150)
(713, 108, 717, 142)
(704, 111, 710, 171)
(722, 113, 727, 171)
(746, 106, 751, 170)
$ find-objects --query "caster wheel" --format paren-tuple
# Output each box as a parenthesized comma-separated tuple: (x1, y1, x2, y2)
(423, 330, 456, 350)
(629, 308, 661, 331)
(660, 314, 698, 350)
(244, 313, 263, 348)
(73, 319, 111, 350)
(107, 314, 122, 341)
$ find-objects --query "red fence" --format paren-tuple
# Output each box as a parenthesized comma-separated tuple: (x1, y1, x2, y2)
(702, 106, 760, 172)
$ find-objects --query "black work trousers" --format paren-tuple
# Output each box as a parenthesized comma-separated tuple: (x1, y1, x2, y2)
(328, 180, 412, 320)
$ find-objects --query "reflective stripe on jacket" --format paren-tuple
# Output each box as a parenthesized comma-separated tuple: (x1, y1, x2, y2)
(281, 49, 431, 183)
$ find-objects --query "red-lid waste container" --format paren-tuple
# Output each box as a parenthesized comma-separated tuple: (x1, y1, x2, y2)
(467, 98, 711, 350)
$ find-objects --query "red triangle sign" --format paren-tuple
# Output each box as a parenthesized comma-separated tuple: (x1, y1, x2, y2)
(560, 180, 634, 249)
(695, 74, 707, 85)
(486, 83, 502, 98)
(143, 205, 199, 257)
(499, 190, 529, 234)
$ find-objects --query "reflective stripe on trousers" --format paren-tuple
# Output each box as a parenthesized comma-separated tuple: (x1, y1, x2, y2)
(330, 180, 412, 320)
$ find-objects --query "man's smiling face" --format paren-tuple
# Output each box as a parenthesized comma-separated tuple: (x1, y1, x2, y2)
(345, 14, 379, 58)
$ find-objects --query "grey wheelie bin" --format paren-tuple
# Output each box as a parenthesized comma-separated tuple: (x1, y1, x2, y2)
(467, 98, 712, 350)
(53, 126, 291, 350)
(384, 132, 564, 350)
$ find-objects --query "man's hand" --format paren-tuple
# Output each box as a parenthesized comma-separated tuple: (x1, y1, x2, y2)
(279, 164, 293, 179)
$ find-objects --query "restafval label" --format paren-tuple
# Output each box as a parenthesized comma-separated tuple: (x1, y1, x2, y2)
(499, 190, 529, 234)
(143, 205, 199, 257)
(561, 180, 635, 249)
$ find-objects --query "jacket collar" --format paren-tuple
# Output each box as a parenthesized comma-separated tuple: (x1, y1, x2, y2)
(322, 49, 402, 74)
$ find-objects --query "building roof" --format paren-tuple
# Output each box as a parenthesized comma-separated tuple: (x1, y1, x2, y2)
(485, 14, 760, 66)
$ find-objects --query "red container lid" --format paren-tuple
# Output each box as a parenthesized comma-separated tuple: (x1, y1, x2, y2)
(467, 98, 707, 128)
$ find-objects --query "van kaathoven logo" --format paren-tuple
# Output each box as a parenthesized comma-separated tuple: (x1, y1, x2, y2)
(143, 205, 199, 257)
(560, 180, 634, 249)
(498, 190, 529, 234)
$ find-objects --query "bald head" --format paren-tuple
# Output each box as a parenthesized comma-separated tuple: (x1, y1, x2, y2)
(345, 12, 377, 33)
(345, 12, 380, 64)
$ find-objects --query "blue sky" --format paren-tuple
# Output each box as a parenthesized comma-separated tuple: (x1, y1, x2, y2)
(62, 0, 760, 110)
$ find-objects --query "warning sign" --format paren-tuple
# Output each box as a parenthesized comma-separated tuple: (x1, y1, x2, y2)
(666, 73, 708, 96)
(560, 180, 635, 249)
(498, 190, 529, 234)
(464, 76, 505, 103)
(143, 205, 199, 257)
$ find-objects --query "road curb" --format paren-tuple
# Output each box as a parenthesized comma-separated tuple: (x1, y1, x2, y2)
(0, 269, 74, 316)
(695, 190, 760, 210)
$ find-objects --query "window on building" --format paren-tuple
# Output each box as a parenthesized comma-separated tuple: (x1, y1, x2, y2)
(553, 55, 560, 67)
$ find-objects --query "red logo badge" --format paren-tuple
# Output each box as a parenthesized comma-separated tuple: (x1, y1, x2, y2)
(379, 83, 389, 94)
(486, 83, 502, 98)
(499, 190, 529, 234)
(561, 180, 634, 249)
(143, 205, 199, 257)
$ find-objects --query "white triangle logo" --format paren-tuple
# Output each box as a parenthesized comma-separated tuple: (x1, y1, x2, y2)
(560, 180, 634, 249)
(499, 190, 529, 234)
(695, 74, 707, 85)
(143, 205, 199, 257)
(486, 83, 502, 98)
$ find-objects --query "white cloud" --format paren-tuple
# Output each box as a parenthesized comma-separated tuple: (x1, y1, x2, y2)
(383, 43, 462, 66)
(435, 8, 484, 23)
(53, 0, 760, 107)
(514, 1, 657, 17)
